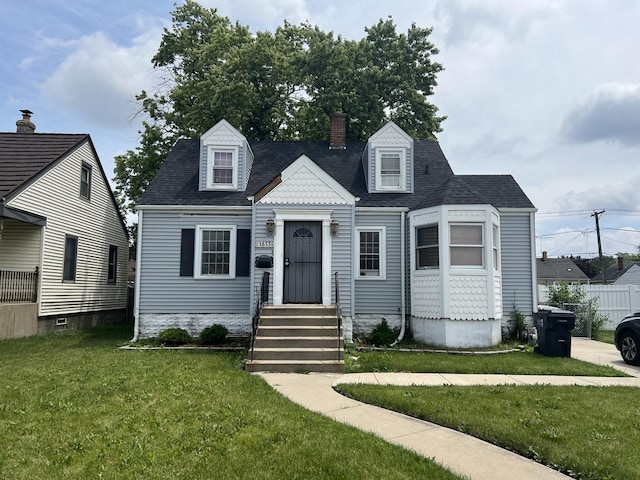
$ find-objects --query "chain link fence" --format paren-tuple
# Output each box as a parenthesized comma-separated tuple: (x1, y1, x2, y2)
(562, 302, 593, 338)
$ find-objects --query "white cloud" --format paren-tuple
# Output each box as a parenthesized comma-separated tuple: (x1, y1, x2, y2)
(40, 27, 162, 129)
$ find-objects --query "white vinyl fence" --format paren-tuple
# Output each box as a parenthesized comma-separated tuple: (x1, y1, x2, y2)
(539, 284, 640, 330)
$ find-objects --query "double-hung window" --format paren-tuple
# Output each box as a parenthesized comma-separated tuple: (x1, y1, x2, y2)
(80, 162, 91, 199)
(206, 147, 238, 189)
(108, 245, 118, 284)
(356, 227, 386, 279)
(376, 149, 405, 190)
(416, 225, 439, 269)
(450, 224, 484, 267)
(195, 226, 237, 278)
(63, 235, 78, 282)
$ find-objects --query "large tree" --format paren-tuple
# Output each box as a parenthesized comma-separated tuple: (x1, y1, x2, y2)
(114, 0, 445, 214)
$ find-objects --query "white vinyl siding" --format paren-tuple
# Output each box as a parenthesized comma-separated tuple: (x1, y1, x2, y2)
(6, 141, 129, 316)
(0, 219, 41, 271)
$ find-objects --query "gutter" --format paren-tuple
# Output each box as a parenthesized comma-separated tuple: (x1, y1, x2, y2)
(132, 210, 143, 342)
(392, 210, 407, 345)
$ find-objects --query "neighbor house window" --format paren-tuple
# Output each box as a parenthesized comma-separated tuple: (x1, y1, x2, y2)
(195, 225, 237, 278)
(206, 147, 238, 189)
(375, 149, 405, 190)
(492, 225, 499, 270)
(63, 235, 78, 282)
(450, 224, 484, 267)
(356, 227, 386, 279)
(416, 225, 438, 268)
(80, 162, 91, 199)
(108, 245, 118, 284)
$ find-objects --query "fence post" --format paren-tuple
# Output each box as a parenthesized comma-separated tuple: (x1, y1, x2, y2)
(32, 266, 39, 303)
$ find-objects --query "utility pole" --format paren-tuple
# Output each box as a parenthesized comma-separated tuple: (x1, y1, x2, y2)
(592, 210, 606, 284)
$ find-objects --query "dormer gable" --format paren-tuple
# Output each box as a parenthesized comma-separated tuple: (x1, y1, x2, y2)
(365, 121, 414, 193)
(257, 155, 357, 205)
(200, 119, 254, 191)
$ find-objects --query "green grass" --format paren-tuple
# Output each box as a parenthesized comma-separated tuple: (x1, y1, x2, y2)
(0, 324, 461, 480)
(346, 348, 626, 376)
(594, 329, 615, 345)
(336, 383, 640, 480)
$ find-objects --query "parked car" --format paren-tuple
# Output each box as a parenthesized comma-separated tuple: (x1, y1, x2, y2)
(614, 312, 640, 365)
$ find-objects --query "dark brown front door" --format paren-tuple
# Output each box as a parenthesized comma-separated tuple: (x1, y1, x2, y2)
(283, 221, 322, 303)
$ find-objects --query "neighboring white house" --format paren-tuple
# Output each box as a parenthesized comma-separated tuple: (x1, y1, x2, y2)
(134, 114, 538, 349)
(0, 111, 129, 338)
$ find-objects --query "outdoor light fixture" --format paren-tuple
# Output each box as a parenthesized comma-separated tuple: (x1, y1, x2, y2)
(266, 218, 275, 235)
(330, 218, 339, 236)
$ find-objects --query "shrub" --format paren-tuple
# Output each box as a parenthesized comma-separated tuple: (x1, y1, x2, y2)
(199, 324, 229, 345)
(158, 328, 191, 346)
(511, 307, 527, 341)
(366, 319, 399, 347)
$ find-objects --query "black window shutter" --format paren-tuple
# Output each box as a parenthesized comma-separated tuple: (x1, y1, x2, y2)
(180, 229, 195, 277)
(236, 229, 251, 277)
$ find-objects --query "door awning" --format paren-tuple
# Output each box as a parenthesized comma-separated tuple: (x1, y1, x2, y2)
(0, 204, 47, 226)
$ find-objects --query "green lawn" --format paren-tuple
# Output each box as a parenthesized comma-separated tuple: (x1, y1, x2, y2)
(0, 324, 461, 480)
(594, 329, 615, 345)
(336, 383, 640, 480)
(346, 348, 626, 376)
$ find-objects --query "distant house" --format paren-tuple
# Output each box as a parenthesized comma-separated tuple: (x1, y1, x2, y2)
(593, 257, 640, 285)
(134, 114, 537, 355)
(536, 252, 590, 285)
(0, 111, 129, 338)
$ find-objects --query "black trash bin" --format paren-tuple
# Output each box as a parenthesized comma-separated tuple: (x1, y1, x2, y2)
(535, 306, 575, 357)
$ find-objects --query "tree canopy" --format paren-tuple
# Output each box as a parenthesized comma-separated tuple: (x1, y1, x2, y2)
(114, 0, 445, 214)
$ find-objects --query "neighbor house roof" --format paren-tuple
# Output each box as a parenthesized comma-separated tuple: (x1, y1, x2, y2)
(537, 257, 590, 284)
(0, 132, 87, 199)
(139, 138, 535, 211)
(593, 260, 640, 284)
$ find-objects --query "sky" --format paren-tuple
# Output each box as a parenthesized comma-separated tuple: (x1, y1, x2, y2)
(2, 0, 639, 259)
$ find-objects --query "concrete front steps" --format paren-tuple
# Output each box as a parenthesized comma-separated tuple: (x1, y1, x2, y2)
(245, 305, 344, 373)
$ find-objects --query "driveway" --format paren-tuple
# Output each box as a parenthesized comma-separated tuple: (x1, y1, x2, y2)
(570, 337, 640, 377)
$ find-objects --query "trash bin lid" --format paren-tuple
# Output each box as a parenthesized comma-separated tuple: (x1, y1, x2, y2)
(537, 305, 574, 315)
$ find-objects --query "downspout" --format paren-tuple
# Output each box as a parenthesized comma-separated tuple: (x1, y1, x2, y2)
(392, 211, 407, 345)
(132, 210, 143, 342)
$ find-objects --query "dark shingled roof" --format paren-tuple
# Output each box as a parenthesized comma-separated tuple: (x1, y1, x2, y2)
(140, 137, 535, 210)
(537, 257, 590, 284)
(0, 133, 87, 199)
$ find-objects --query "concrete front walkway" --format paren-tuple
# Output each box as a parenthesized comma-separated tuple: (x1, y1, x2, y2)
(258, 339, 640, 480)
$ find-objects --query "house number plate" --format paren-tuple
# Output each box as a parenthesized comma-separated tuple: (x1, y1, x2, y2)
(256, 241, 274, 248)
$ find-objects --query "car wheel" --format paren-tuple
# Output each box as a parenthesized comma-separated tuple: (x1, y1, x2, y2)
(620, 331, 640, 366)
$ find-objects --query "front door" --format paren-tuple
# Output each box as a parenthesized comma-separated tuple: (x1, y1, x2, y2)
(283, 221, 322, 303)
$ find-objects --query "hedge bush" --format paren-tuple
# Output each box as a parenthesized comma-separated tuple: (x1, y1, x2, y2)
(199, 324, 229, 345)
(158, 328, 191, 346)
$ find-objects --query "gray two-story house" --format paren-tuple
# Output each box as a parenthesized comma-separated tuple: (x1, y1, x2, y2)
(134, 113, 537, 352)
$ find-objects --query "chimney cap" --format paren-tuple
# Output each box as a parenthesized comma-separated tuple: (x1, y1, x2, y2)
(20, 109, 34, 116)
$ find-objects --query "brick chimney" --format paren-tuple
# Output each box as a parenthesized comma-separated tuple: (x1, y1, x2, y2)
(618, 256, 624, 270)
(16, 109, 36, 133)
(542, 251, 548, 261)
(329, 112, 346, 149)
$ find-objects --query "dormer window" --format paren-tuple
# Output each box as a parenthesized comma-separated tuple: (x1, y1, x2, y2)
(206, 146, 238, 189)
(376, 148, 406, 190)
